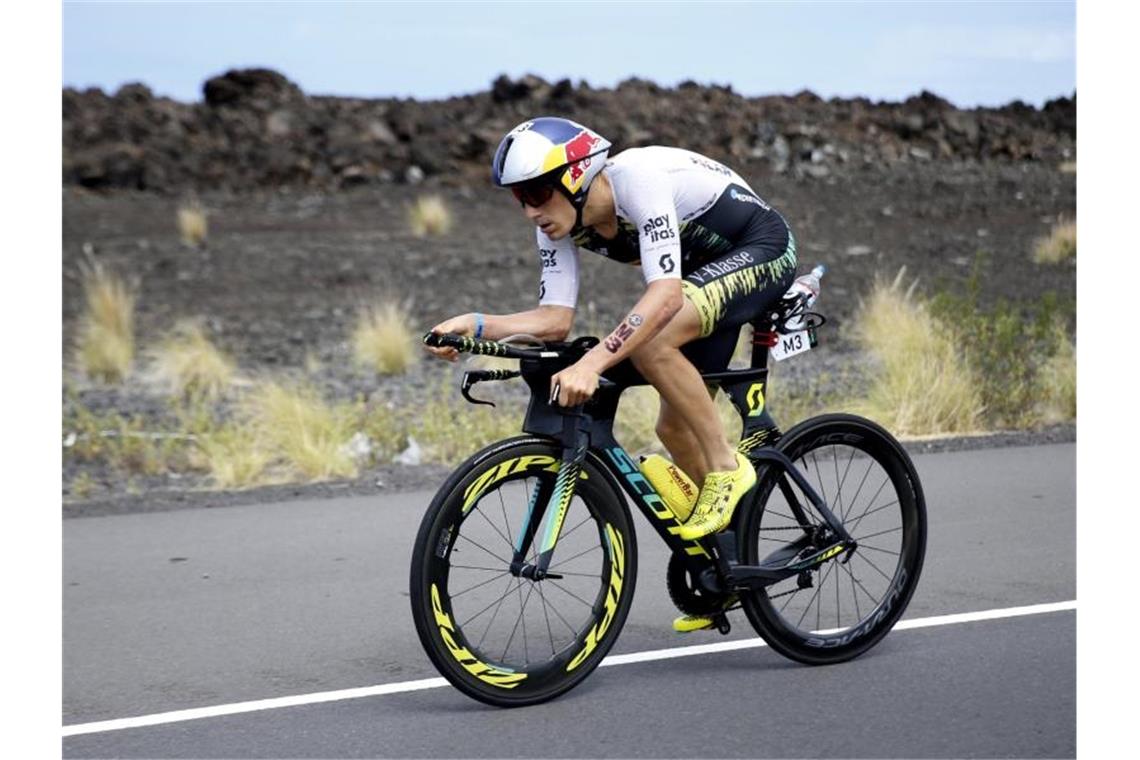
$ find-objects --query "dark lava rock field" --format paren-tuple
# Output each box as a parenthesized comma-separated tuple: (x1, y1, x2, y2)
(61, 70, 1076, 509)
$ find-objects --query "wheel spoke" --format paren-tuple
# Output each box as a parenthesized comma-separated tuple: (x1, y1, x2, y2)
(856, 542, 901, 557)
(473, 501, 514, 551)
(835, 554, 842, 628)
(547, 543, 601, 569)
(841, 457, 876, 526)
(795, 559, 835, 630)
(472, 576, 519, 648)
(536, 582, 557, 656)
(502, 581, 536, 662)
(844, 499, 899, 528)
(853, 549, 894, 583)
(831, 446, 845, 521)
(853, 525, 902, 543)
(840, 560, 884, 606)
(547, 578, 597, 610)
(845, 559, 861, 620)
(836, 446, 858, 521)
(450, 569, 512, 599)
(778, 585, 802, 614)
(456, 532, 512, 565)
(846, 477, 891, 535)
(809, 450, 828, 513)
(497, 486, 515, 551)
(540, 583, 583, 636)
(556, 511, 596, 544)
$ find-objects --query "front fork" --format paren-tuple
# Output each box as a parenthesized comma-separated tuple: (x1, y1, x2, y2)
(510, 411, 590, 581)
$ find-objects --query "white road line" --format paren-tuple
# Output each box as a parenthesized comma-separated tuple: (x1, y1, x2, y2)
(63, 600, 1076, 738)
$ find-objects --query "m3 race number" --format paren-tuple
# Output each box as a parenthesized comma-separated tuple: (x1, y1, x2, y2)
(771, 330, 813, 361)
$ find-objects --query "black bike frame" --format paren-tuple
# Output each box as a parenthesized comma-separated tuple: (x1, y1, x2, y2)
(506, 337, 855, 594)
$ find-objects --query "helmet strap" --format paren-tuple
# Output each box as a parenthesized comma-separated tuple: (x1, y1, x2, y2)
(556, 184, 588, 231)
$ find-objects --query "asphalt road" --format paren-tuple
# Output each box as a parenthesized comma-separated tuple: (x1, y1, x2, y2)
(63, 443, 1076, 758)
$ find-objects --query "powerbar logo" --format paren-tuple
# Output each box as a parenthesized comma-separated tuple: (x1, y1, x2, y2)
(606, 447, 709, 557)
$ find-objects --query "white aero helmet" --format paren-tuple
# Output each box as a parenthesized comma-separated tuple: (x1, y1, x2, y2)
(491, 117, 611, 210)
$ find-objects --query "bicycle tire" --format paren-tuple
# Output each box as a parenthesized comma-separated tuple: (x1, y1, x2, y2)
(738, 414, 926, 664)
(409, 436, 638, 707)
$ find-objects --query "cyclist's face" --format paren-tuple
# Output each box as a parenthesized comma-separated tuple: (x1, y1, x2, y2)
(516, 182, 574, 239)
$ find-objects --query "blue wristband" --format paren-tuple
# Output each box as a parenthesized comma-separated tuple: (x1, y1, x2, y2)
(473, 313, 484, 340)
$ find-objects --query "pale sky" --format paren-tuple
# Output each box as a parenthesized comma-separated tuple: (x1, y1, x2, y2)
(63, 0, 1075, 107)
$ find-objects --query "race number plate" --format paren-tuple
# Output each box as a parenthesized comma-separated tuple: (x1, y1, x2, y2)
(771, 327, 817, 361)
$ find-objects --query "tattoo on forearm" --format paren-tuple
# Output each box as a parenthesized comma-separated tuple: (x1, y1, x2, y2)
(604, 313, 643, 353)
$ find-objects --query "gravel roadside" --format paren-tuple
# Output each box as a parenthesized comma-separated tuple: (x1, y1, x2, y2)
(62, 423, 1074, 519)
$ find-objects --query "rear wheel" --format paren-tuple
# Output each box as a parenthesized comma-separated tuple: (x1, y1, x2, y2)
(739, 414, 926, 664)
(409, 437, 637, 707)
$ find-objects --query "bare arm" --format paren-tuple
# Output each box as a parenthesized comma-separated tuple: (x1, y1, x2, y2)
(481, 306, 575, 342)
(547, 279, 682, 406)
(577, 279, 683, 375)
(425, 306, 574, 362)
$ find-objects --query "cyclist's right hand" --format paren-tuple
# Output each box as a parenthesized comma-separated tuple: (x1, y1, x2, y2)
(425, 314, 477, 362)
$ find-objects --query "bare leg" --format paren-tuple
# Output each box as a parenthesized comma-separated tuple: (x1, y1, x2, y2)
(631, 301, 738, 476)
(656, 395, 716, 484)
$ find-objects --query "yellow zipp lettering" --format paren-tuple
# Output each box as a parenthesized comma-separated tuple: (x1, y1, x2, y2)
(566, 524, 625, 672)
(431, 584, 526, 688)
(462, 455, 559, 513)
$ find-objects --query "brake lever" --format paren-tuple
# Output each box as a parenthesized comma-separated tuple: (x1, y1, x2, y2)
(461, 371, 495, 407)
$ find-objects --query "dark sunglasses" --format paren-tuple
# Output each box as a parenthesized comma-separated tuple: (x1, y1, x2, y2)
(511, 180, 558, 208)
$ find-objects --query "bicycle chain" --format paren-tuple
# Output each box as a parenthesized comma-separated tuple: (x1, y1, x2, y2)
(766, 587, 804, 600)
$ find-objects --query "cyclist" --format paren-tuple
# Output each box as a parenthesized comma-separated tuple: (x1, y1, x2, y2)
(426, 117, 798, 627)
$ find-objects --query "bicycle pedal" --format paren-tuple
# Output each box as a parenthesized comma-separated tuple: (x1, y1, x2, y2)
(712, 612, 731, 636)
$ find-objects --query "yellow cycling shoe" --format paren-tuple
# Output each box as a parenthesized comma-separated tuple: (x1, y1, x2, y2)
(672, 614, 716, 633)
(677, 452, 756, 541)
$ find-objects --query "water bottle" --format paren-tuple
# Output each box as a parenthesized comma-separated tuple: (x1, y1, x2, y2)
(639, 454, 698, 521)
(783, 264, 826, 331)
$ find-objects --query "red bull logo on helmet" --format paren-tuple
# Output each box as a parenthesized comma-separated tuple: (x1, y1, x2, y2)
(564, 130, 600, 162)
(566, 156, 591, 187)
(562, 130, 600, 192)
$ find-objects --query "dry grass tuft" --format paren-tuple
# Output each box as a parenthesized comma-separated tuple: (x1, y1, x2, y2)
(76, 259, 135, 383)
(408, 195, 452, 237)
(415, 379, 524, 464)
(1032, 221, 1076, 264)
(243, 382, 358, 481)
(150, 321, 235, 398)
(849, 270, 983, 437)
(352, 302, 418, 375)
(178, 205, 209, 247)
(195, 426, 275, 489)
(1034, 325, 1077, 424)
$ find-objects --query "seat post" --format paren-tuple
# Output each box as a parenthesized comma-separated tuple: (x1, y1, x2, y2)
(748, 322, 772, 370)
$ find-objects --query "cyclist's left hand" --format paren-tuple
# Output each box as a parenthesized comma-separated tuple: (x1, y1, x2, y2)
(550, 363, 600, 407)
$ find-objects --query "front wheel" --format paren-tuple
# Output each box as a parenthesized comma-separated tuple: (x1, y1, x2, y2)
(738, 414, 927, 664)
(409, 437, 637, 707)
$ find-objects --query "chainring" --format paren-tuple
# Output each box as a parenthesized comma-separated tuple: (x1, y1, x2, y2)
(666, 553, 735, 616)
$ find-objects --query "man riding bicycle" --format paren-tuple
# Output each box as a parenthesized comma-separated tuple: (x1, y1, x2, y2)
(426, 117, 798, 619)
